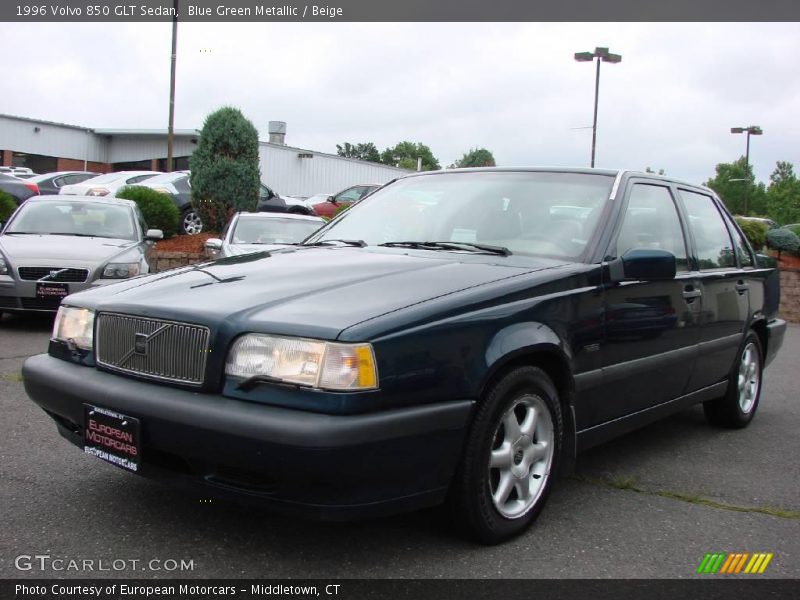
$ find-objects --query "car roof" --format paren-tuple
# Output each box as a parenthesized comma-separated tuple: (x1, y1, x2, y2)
(398, 167, 716, 193)
(25, 194, 137, 208)
(235, 211, 324, 222)
(28, 171, 96, 181)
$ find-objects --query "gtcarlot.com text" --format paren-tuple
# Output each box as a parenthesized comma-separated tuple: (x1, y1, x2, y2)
(14, 554, 194, 572)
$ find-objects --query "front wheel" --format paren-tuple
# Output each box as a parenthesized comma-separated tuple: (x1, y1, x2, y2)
(703, 331, 763, 428)
(450, 366, 562, 544)
(181, 209, 204, 235)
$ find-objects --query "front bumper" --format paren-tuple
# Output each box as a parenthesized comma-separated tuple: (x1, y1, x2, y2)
(23, 354, 474, 519)
(0, 277, 114, 313)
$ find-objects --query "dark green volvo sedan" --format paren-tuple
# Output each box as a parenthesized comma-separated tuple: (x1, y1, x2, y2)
(23, 168, 786, 544)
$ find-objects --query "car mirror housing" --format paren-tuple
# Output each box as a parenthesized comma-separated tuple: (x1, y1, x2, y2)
(608, 248, 677, 283)
(145, 229, 164, 241)
(327, 196, 337, 203)
(205, 238, 223, 251)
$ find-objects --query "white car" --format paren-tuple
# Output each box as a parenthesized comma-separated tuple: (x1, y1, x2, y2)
(60, 171, 162, 197)
(204, 212, 325, 258)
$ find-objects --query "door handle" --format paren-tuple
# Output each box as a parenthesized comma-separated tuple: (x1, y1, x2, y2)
(736, 280, 750, 294)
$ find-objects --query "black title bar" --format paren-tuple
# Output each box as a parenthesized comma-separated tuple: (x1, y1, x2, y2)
(2, 0, 800, 22)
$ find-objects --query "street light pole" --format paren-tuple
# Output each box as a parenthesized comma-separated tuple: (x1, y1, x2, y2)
(575, 47, 622, 168)
(166, 0, 178, 172)
(730, 125, 763, 214)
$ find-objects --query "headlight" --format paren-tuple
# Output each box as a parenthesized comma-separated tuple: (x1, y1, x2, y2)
(102, 263, 141, 279)
(226, 334, 378, 391)
(0, 258, 7, 275)
(53, 306, 95, 350)
(86, 188, 109, 196)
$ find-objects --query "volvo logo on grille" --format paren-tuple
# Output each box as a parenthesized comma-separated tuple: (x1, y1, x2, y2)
(119, 323, 172, 364)
(134, 333, 149, 355)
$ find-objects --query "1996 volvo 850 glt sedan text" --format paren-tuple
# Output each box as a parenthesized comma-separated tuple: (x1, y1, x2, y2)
(23, 168, 786, 544)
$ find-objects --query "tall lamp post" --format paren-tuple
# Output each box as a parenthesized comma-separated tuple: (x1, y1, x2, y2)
(730, 125, 763, 214)
(166, 0, 178, 172)
(575, 47, 622, 168)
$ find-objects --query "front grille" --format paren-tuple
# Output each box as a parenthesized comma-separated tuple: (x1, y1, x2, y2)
(18, 267, 89, 282)
(21, 297, 62, 310)
(96, 313, 211, 386)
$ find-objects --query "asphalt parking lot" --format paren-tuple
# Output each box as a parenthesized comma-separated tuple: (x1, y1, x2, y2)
(1, 314, 798, 579)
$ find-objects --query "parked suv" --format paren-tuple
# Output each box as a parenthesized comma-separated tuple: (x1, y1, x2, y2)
(22, 168, 785, 544)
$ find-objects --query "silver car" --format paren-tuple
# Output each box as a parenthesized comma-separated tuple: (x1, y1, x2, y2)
(204, 212, 324, 258)
(0, 195, 162, 316)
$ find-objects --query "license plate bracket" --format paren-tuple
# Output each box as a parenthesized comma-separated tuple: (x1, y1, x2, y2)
(83, 404, 141, 472)
(36, 282, 69, 299)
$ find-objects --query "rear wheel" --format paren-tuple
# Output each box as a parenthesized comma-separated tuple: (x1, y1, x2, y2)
(703, 331, 763, 428)
(181, 209, 203, 235)
(450, 366, 562, 544)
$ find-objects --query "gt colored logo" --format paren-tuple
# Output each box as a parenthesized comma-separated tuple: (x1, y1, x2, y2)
(697, 552, 773, 574)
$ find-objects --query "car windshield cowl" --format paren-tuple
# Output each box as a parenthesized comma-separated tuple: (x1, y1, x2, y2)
(379, 241, 512, 256)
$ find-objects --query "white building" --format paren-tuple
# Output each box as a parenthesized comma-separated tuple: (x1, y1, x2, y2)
(0, 114, 410, 195)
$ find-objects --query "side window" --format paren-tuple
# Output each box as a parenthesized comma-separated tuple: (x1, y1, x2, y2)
(613, 184, 688, 271)
(52, 176, 66, 188)
(722, 212, 754, 268)
(127, 175, 153, 185)
(679, 190, 736, 270)
(335, 187, 363, 203)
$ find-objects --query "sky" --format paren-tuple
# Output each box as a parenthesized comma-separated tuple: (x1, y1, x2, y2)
(1, 21, 798, 185)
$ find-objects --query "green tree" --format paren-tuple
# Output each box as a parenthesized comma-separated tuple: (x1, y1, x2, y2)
(189, 106, 261, 232)
(454, 148, 496, 168)
(117, 186, 180, 238)
(704, 156, 767, 216)
(336, 142, 381, 163)
(381, 141, 440, 171)
(734, 216, 768, 251)
(0, 191, 15, 224)
(766, 161, 800, 225)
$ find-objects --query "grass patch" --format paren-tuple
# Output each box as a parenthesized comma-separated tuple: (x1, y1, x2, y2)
(573, 474, 800, 521)
(0, 373, 23, 382)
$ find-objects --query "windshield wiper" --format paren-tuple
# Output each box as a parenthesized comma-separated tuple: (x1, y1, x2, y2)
(304, 239, 367, 247)
(379, 241, 511, 256)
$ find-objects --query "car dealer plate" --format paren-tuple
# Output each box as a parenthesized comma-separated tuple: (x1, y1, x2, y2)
(36, 282, 69, 299)
(83, 404, 141, 472)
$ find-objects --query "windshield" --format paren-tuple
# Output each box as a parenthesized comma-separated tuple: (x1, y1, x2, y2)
(230, 216, 322, 245)
(305, 171, 615, 259)
(6, 200, 138, 240)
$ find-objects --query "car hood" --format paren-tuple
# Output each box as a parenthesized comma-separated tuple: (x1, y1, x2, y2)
(68, 247, 568, 340)
(0, 234, 138, 267)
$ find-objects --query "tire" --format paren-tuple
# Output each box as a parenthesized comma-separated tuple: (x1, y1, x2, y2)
(450, 366, 562, 544)
(181, 209, 204, 236)
(703, 331, 763, 429)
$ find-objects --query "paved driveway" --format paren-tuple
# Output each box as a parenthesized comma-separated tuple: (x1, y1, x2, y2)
(1, 314, 797, 579)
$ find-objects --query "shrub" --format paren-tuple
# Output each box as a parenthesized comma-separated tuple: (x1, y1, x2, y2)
(766, 227, 800, 258)
(189, 106, 261, 232)
(116, 186, 180, 238)
(784, 224, 800, 237)
(332, 203, 351, 218)
(0, 191, 15, 225)
(734, 217, 768, 251)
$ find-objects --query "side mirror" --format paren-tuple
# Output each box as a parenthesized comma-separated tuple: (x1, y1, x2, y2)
(145, 229, 164, 241)
(327, 195, 337, 204)
(205, 238, 223, 251)
(609, 248, 677, 283)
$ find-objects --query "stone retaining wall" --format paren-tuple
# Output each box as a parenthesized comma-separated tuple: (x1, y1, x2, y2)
(149, 251, 206, 273)
(780, 268, 800, 324)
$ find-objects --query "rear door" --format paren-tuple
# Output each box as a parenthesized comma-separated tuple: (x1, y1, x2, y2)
(677, 189, 749, 391)
(593, 180, 700, 425)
